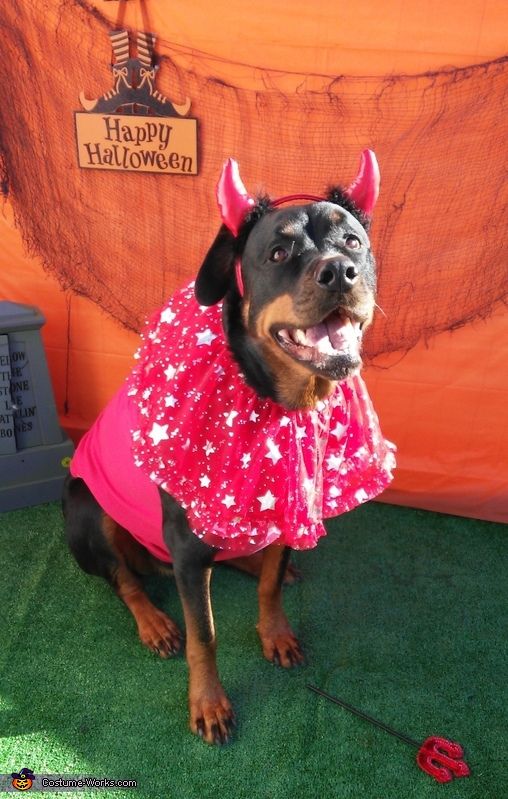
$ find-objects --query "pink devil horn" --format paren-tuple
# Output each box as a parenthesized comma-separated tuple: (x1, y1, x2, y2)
(345, 149, 380, 216)
(216, 158, 256, 236)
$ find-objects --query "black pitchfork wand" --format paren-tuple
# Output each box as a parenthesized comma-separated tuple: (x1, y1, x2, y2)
(307, 684, 470, 783)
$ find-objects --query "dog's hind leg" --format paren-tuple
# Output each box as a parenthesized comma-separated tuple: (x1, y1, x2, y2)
(256, 544, 305, 668)
(160, 488, 235, 745)
(101, 516, 183, 658)
(63, 475, 182, 657)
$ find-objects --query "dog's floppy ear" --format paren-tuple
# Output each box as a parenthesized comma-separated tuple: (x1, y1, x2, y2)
(195, 224, 236, 306)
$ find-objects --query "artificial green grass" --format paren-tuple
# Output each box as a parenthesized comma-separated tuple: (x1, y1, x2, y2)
(0, 501, 505, 798)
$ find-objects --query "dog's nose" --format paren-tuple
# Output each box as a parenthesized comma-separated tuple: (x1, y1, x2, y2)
(314, 259, 360, 292)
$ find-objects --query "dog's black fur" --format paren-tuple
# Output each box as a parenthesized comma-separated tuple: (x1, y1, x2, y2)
(63, 185, 377, 745)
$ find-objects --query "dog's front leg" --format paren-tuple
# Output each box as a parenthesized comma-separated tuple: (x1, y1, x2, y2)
(256, 544, 304, 668)
(160, 490, 235, 744)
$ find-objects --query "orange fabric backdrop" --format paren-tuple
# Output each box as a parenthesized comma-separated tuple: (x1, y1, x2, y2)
(1, 0, 507, 523)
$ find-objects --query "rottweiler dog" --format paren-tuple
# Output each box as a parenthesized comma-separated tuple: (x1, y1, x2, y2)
(63, 151, 394, 745)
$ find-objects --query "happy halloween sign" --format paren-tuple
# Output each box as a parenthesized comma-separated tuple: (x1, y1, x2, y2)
(75, 113, 197, 174)
(75, 29, 198, 175)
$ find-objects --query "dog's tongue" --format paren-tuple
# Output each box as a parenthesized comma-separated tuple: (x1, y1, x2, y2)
(305, 315, 361, 356)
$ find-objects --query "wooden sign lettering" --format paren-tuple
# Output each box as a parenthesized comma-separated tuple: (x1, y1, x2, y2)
(75, 30, 198, 175)
(75, 113, 197, 174)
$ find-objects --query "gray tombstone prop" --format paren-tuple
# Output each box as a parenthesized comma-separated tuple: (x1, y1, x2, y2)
(0, 301, 74, 511)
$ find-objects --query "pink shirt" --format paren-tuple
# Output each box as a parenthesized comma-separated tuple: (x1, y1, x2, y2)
(71, 282, 395, 562)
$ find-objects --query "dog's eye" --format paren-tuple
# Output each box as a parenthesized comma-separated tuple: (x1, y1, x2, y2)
(345, 235, 362, 249)
(270, 247, 289, 263)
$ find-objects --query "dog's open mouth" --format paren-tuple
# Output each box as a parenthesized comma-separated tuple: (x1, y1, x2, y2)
(274, 311, 363, 372)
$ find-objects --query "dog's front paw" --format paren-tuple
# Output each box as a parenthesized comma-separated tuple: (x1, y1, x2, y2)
(257, 623, 305, 668)
(189, 689, 236, 745)
(137, 607, 183, 658)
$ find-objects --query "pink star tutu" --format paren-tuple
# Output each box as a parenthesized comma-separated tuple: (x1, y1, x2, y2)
(71, 282, 396, 562)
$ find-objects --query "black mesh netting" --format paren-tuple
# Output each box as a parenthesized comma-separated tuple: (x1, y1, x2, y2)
(0, 0, 507, 358)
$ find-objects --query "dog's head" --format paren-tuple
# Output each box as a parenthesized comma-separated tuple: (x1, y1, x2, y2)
(195, 152, 379, 410)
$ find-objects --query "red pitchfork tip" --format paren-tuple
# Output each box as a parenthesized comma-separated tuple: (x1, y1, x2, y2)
(417, 736, 471, 783)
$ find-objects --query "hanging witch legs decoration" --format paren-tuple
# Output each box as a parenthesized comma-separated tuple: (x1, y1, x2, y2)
(75, 30, 197, 174)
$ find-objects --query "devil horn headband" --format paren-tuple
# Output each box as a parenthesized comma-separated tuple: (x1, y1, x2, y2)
(216, 149, 380, 236)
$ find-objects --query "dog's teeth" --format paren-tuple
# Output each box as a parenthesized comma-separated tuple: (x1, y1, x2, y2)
(326, 316, 361, 355)
(278, 318, 362, 358)
(284, 329, 305, 346)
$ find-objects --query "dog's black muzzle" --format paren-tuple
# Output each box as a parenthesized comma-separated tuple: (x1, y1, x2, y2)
(314, 258, 360, 294)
